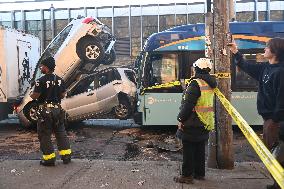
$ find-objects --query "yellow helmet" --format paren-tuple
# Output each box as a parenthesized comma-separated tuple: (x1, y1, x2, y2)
(193, 58, 212, 70)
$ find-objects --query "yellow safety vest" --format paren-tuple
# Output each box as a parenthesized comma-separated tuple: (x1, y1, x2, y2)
(189, 78, 215, 131)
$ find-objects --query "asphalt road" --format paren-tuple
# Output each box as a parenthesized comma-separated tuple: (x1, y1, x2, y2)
(0, 116, 260, 162)
(0, 117, 272, 189)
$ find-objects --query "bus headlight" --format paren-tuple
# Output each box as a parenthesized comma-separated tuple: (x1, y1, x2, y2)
(137, 100, 140, 106)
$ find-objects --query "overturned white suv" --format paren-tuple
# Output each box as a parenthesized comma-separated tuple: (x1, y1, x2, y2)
(36, 16, 116, 88)
(17, 67, 137, 127)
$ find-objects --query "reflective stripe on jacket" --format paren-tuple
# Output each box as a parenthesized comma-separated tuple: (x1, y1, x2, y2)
(190, 78, 214, 131)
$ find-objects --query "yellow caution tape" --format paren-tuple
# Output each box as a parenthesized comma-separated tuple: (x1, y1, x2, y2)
(141, 74, 229, 95)
(141, 81, 181, 95)
(213, 88, 284, 188)
(213, 72, 231, 79)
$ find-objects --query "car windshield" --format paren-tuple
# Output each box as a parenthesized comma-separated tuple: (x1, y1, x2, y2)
(31, 24, 73, 83)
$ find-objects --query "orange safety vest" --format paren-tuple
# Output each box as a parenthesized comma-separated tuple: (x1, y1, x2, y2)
(189, 78, 215, 131)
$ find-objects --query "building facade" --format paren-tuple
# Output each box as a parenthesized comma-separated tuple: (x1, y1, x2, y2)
(0, 0, 283, 57)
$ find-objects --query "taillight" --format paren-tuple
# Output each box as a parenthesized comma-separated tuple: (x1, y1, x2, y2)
(13, 104, 19, 113)
(82, 17, 94, 24)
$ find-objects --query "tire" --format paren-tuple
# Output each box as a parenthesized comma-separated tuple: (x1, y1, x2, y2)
(23, 102, 38, 126)
(76, 37, 105, 65)
(114, 99, 132, 120)
(102, 49, 116, 65)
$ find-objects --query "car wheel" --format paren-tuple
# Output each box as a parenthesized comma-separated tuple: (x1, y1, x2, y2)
(23, 102, 38, 126)
(77, 37, 105, 65)
(114, 99, 131, 120)
(102, 49, 116, 65)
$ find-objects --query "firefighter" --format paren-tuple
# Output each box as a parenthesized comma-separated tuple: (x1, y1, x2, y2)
(30, 57, 71, 166)
(174, 58, 216, 184)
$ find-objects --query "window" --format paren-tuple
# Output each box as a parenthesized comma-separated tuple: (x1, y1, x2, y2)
(97, 69, 121, 87)
(144, 53, 179, 87)
(47, 24, 73, 57)
(32, 24, 73, 82)
(232, 52, 266, 91)
(69, 76, 95, 96)
(124, 70, 136, 85)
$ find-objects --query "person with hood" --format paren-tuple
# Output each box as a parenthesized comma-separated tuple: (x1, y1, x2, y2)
(174, 58, 217, 184)
(30, 57, 72, 166)
(229, 38, 284, 189)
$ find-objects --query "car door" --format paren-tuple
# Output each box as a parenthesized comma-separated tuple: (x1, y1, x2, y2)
(93, 69, 120, 114)
(62, 75, 99, 119)
(62, 69, 119, 120)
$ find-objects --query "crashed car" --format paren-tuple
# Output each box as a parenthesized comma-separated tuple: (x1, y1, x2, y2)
(17, 67, 137, 127)
(37, 16, 116, 87)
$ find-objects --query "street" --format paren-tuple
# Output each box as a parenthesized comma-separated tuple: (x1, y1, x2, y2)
(0, 117, 261, 162)
(0, 117, 273, 189)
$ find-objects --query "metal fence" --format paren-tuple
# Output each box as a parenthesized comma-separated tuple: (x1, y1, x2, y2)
(0, 0, 283, 57)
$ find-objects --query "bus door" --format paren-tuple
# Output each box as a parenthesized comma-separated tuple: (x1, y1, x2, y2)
(141, 53, 183, 125)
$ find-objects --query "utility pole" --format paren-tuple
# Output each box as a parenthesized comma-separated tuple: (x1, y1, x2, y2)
(213, 0, 234, 169)
(229, 0, 236, 21)
(205, 0, 218, 169)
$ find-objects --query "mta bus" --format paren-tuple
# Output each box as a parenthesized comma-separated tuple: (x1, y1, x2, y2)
(133, 21, 284, 126)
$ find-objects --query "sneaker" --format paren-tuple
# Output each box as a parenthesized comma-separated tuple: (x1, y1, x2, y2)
(194, 175, 205, 180)
(40, 160, 55, 166)
(173, 176, 194, 184)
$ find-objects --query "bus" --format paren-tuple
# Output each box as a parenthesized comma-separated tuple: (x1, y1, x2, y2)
(133, 21, 284, 126)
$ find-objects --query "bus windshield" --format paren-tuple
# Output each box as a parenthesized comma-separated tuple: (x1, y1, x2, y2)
(143, 53, 179, 87)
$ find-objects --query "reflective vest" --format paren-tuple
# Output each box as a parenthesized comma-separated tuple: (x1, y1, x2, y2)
(190, 78, 215, 131)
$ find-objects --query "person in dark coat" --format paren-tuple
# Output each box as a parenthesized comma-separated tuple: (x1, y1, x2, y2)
(229, 38, 284, 189)
(174, 58, 217, 184)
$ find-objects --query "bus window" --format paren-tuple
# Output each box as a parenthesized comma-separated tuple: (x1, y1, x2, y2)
(233, 53, 266, 91)
(150, 53, 178, 85)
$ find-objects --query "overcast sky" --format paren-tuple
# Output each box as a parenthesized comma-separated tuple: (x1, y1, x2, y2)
(0, 0, 207, 11)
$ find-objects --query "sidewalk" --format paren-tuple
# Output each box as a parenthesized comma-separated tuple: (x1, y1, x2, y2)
(0, 159, 272, 189)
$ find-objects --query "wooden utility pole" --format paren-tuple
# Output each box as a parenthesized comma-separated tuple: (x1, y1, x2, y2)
(213, 0, 234, 169)
(229, 0, 236, 21)
(205, 0, 218, 169)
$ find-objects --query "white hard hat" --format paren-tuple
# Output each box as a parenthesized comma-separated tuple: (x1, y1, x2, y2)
(193, 58, 212, 70)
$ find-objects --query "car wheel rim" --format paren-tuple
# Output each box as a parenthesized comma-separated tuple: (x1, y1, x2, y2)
(29, 106, 38, 121)
(115, 104, 128, 118)
(86, 45, 100, 60)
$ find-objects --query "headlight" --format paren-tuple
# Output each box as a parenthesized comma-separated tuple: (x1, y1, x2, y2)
(137, 100, 141, 106)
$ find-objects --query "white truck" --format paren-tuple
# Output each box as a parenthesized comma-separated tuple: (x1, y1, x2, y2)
(0, 26, 40, 121)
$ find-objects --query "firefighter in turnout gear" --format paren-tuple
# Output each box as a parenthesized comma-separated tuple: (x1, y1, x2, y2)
(174, 58, 216, 184)
(30, 57, 71, 166)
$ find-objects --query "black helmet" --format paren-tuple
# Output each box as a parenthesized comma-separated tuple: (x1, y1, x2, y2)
(41, 57, 56, 70)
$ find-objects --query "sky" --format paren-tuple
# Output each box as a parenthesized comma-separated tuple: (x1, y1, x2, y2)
(0, 0, 207, 11)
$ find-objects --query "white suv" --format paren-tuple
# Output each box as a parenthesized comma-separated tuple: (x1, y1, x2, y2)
(17, 67, 137, 127)
(34, 16, 116, 88)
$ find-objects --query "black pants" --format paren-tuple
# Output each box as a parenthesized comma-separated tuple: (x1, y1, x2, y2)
(263, 119, 280, 150)
(182, 140, 206, 177)
(37, 106, 71, 161)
